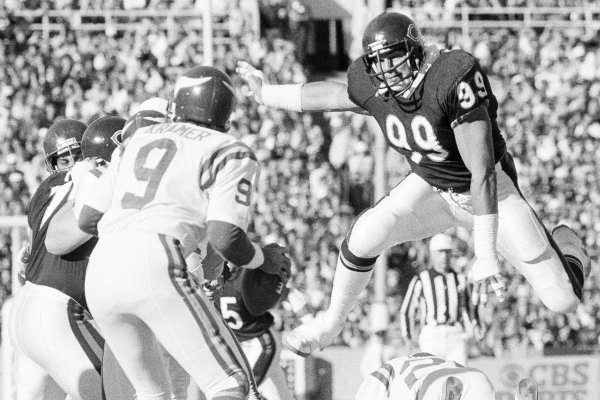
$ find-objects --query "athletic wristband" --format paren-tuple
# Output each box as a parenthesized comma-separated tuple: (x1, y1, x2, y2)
(473, 213, 498, 259)
(239, 243, 265, 270)
(261, 84, 303, 112)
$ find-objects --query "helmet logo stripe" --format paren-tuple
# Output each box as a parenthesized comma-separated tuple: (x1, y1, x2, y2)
(57, 137, 78, 151)
(174, 76, 213, 97)
(367, 40, 387, 53)
(223, 81, 235, 95)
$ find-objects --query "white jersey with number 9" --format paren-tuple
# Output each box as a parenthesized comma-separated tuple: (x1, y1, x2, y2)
(97, 122, 260, 257)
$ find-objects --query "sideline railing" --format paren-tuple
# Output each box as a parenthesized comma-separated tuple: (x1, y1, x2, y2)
(9, 6, 600, 32)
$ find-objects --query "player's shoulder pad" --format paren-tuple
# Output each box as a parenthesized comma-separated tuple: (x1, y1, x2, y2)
(347, 57, 366, 82)
(216, 136, 257, 161)
(27, 172, 70, 228)
(347, 57, 376, 108)
(48, 170, 71, 187)
(199, 138, 257, 190)
(430, 49, 478, 88)
(30, 172, 70, 205)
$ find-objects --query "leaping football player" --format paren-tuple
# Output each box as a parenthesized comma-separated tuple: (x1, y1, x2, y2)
(237, 12, 590, 357)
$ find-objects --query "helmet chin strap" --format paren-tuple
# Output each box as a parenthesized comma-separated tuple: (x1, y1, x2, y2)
(375, 43, 440, 100)
(399, 44, 441, 99)
(399, 63, 430, 99)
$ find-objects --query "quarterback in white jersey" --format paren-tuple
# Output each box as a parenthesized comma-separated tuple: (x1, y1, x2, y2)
(356, 353, 495, 400)
(78, 66, 290, 400)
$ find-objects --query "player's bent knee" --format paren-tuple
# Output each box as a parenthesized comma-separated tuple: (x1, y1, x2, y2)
(339, 238, 378, 272)
(541, 292, 578, 314)
(499, 197, 548, 262)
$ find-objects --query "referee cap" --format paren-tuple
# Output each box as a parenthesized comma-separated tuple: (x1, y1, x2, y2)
(429, 233, 453, 252)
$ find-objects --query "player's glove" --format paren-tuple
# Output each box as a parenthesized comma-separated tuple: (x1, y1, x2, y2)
(16, 244, 30, 285)
(202, 276, 224, 302)
(471, 255, 505, 304)
(472, 257, 506, 304)
(258, 243, 291, 282)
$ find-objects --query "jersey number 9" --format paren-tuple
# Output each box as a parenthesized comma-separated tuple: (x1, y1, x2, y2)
(122, 138, 177, 209)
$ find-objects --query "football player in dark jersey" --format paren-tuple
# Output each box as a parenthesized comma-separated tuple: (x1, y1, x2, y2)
(211, 256, 305, 400)
(237, 12, 590, 357)
(7, 118, 107, 400)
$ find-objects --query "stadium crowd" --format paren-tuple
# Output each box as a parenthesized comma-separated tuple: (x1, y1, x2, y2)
(0, 1, 599, 360)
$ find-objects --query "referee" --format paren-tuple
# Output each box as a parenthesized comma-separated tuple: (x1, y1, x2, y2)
(399, 233, 477, 366)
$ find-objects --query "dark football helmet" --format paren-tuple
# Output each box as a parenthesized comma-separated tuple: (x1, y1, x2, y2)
(43, 119, 87, 173)
(82, 116, 126, 162)
(172, 66, 236, 131)
(113, 97, 169, 145)
(361, 12, 425, 97)
(115, 110, 168, 145)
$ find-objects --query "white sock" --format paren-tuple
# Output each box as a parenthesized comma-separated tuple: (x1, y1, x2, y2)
(323, 257, 374, 327)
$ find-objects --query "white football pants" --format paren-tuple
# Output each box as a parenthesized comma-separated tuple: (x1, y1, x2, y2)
(347, 163, 578, 313)
(8, 282, 104, 400)
(85, 230, 252, 400)
(417, 325, 468, 366)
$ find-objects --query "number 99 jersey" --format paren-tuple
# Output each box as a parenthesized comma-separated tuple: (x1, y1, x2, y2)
(347, 49, 507, 193)
(97, 122, 260, 256)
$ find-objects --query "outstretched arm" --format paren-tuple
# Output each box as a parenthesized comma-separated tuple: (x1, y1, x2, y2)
(236, 61, 365, 113)
(454, 107, 505, 303)
(46, 199, 92, 255)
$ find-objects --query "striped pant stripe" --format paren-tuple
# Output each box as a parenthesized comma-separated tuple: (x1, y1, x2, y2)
(169, 238, 259, 395)
(252, 331, 277, 386)
(159, 235, 249, 396)
(219, 323, 261, 396)
(67, 299, 104, 375)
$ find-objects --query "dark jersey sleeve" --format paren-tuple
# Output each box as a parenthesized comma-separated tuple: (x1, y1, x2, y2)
(346, 58, 377, 110)
(438, 51, 491, 129)
(27, 172, 70, 231)
(26, 171, 95, 311)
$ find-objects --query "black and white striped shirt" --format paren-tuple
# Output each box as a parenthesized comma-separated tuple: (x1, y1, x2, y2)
(400, 269, 475, 339)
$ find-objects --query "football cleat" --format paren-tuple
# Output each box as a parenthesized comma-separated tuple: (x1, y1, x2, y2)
(552, 225, 591, 284)
(285, 314, 342, 358)
(515, 378, 538, 400)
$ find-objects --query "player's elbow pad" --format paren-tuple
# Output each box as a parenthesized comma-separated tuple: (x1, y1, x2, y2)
(206, 220, 255, 266)
(78, 205, 104, 236)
